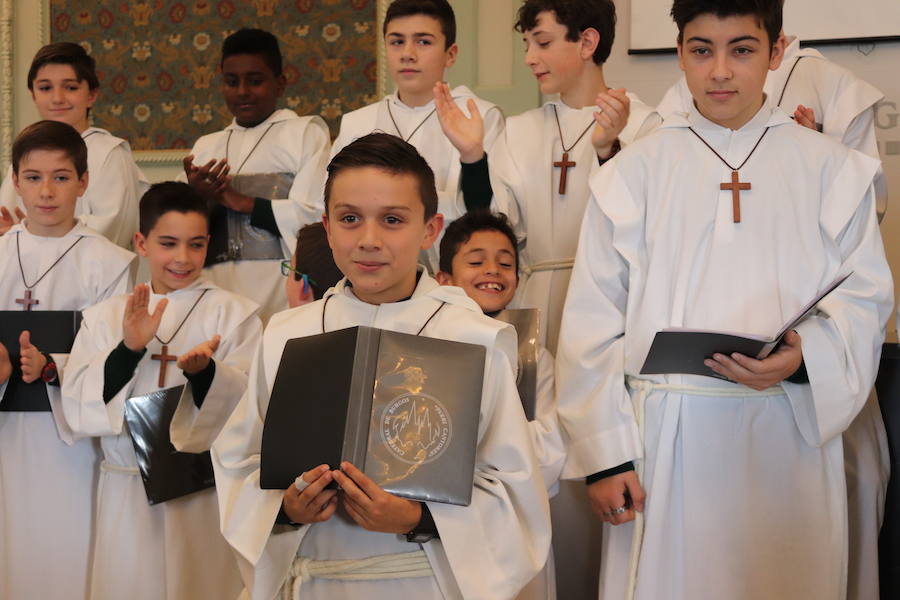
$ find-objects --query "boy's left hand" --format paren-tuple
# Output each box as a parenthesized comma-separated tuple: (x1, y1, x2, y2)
(177, 335, 221, 375)
(793, 105, 817, 131)
(333, 462, 423, 534)
(219, 188, 255, 214)
(592, 88, 631, 159)
(433, 82, 485, 164)
(18, 331, 46, 384)
(704, 330, 804, 391)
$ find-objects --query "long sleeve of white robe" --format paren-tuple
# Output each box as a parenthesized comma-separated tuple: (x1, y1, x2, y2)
(529, 346, 565, 495)
(212, 276, 551, 600)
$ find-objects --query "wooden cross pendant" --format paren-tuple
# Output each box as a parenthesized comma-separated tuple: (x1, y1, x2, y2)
(151, 344, 178, 388)
(16, 289, 39, 311)
(720, 170, 751, 223)
(553, 152, 576, 195)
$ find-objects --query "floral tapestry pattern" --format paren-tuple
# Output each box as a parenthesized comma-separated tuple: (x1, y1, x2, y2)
(50, 0, 379, 150)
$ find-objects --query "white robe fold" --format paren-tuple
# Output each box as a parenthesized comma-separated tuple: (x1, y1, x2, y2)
(490, 96, 660, 353)
(212, 273, 551, 600)
(61, 278, 261, 600)
(329, 86, 505, 272)
(183, 109, 331, 321)
(0, 220, 134, 600)
(557, 101, 893, 600)
(1, 127, 148, 248)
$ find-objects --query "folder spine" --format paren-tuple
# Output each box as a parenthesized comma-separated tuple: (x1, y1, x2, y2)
(342, 327, 380, 468)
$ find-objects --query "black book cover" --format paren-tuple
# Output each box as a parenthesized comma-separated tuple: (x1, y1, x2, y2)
(0, 311, 82, 412)
(124, 386, 215, 505)
(261, 326, 486, 506)
(495, 309, 540, 420)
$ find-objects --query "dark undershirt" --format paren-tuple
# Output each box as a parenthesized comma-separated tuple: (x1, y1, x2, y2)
(460, 154, 492, 212)
(249, 198, 281, 237)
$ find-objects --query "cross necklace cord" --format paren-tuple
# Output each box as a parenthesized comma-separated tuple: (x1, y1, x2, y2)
(386, 98, 436, 143)
(225, 122, 278, 176)
(551, 104, 595, 195)
(15, 232, 85, 310)
(151, 289, 210, 388)
(687, 126, 771, 223)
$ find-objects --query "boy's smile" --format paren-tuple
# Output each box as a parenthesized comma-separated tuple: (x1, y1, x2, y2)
(385, 15, 457, 108)
(437, 230, 518, 314)
(30, 64, 97, 133)
(323, 166, 442, 305)
(14, 149, 87, 237)
(221, 53, 286, 128)
(134, 211, 209, 294)
(678, 14, 784, 130)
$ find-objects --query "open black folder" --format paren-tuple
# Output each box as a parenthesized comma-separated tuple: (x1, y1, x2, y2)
(0, 311, 82, 412)
(124, 386, 215, 505)
(640, 272, 852, 379)
(260, 326, 486, 506)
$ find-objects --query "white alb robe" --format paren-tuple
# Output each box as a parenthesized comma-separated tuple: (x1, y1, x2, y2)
(0, 220, 134, 600)
(213, 273, 551, 600)
(1, 127, 148, 248)
(490, 95, 660, 353)
(557, 101, 892, 600)
(656, 37, 889, 600)
(61, 279, 261, 600)
(183, 109, 331, 321)
(330, 86, 505, 272)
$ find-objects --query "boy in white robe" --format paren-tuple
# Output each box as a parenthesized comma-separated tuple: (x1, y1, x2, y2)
(62, 182, 262, 600)
(557, 1, 893, 599)
(657, 26, 889, 600)
(330, 0, 505, 272)
(436, 210, 562, 600)
(212, 133, 550, 600)
(0, 42, 147, 248)
(0, 121, 134, 600)
(182, 29, 330, 321)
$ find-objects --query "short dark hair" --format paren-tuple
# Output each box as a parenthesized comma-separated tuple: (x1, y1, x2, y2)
(139, 181, 209, 236)
(514, 0, 616, 65)
(221, 28, 283, 76)
(384, 0, 456, 48)
(324, 133, 438, 220)
(293, 222, 344, 300)
(27, 42, 99, 91)
(12, 120, 88, 176)
(438, 210, 519, 277)
(671, 0, 782, 46)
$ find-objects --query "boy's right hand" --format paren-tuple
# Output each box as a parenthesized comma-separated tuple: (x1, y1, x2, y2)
(123, 284, 168, 352)
(587, 470, 645, 526)
(282, 464, 338, 525)
(0, 206, 25, 236)
(0, 342, 11, 385)
(433, 82, 485, 164)
(183, 155, 231, 199)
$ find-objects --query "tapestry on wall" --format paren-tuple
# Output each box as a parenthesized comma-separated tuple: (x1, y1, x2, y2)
(49, 0, 379, 150)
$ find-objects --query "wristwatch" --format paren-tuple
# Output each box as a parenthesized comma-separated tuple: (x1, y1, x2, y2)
(40, 355, 58, 384)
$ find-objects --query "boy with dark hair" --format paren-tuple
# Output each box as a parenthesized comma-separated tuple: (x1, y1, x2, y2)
(0, 42, 147, 248)
(62, 181, 261, 600)
(437, 210, 563, 600)
(0, 120, 134, 599)
(556, 1, 892, 598)
(330, 0, 505, 272)
(283, 222, 344, 307)
(182, 27, 330, 322)
(478, 0, 660, 355)
(213, 133, 550, 600)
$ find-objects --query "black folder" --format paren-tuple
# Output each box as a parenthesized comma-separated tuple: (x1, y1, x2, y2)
(260, 326, 486, 506)
(124, 386, 215, 505)
(495, 309, 540, 421)
(0, 310, 82, 412)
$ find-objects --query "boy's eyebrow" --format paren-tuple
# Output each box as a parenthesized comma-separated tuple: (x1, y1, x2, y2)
(332, 202, 413, 212)
(156, 235, 208, 241)
(386, 32, 436, 39)
(686, 35, 761, 45)
(34, 78, 81, 83)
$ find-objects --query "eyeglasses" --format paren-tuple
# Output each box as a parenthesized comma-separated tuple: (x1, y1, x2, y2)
(280, 260, 317, 286)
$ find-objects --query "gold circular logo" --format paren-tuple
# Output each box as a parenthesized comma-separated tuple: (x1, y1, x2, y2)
(380, 392, 452, 465)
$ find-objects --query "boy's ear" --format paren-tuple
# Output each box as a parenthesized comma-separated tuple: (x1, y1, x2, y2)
(435, 270, 453, 286)
(11, 172, 20, 195)
(767, 34, 786, 72)
(677, 40, 686, 72)
(321, 213, 334, 249)
(444, 43, 459, 70)
(77, 170, 89, 197)
(580, 27, 601, 62)
(420, 212, 445, 251)
(276, 73, 287, 97)
(86, 87, 99, 111)
(133, 231, 149, 257)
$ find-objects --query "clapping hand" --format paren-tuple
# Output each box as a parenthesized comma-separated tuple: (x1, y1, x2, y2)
(177, 335, 221, 375)
(434, 82, 485, 164)
(183, 155, 231, 199)
(122, 284, 168, 352)
(0, 206, 25, 235)
(591, 88, 631, 159)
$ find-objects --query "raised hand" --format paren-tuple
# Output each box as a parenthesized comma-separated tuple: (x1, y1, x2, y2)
(123, 283, 168, 352)
(282, 464, 339, 525)
(0, 206, 25, 235)
(433, 82, 485, 164)
(184, 155, 231, 199)
(18, 331, 47, 384)
(793, 105, 817, 131)
(591, 88, 631, 159)
(177, 335, 221, 375)
(333, 461, 422, 534)
(0, 342, 11, 385)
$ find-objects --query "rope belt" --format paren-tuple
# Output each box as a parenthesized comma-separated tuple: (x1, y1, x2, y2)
(622, 376, 784, 600)
(100, 461, 139, 475)
(282, 549, 433, 599)
(520, 258, 574, 277)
